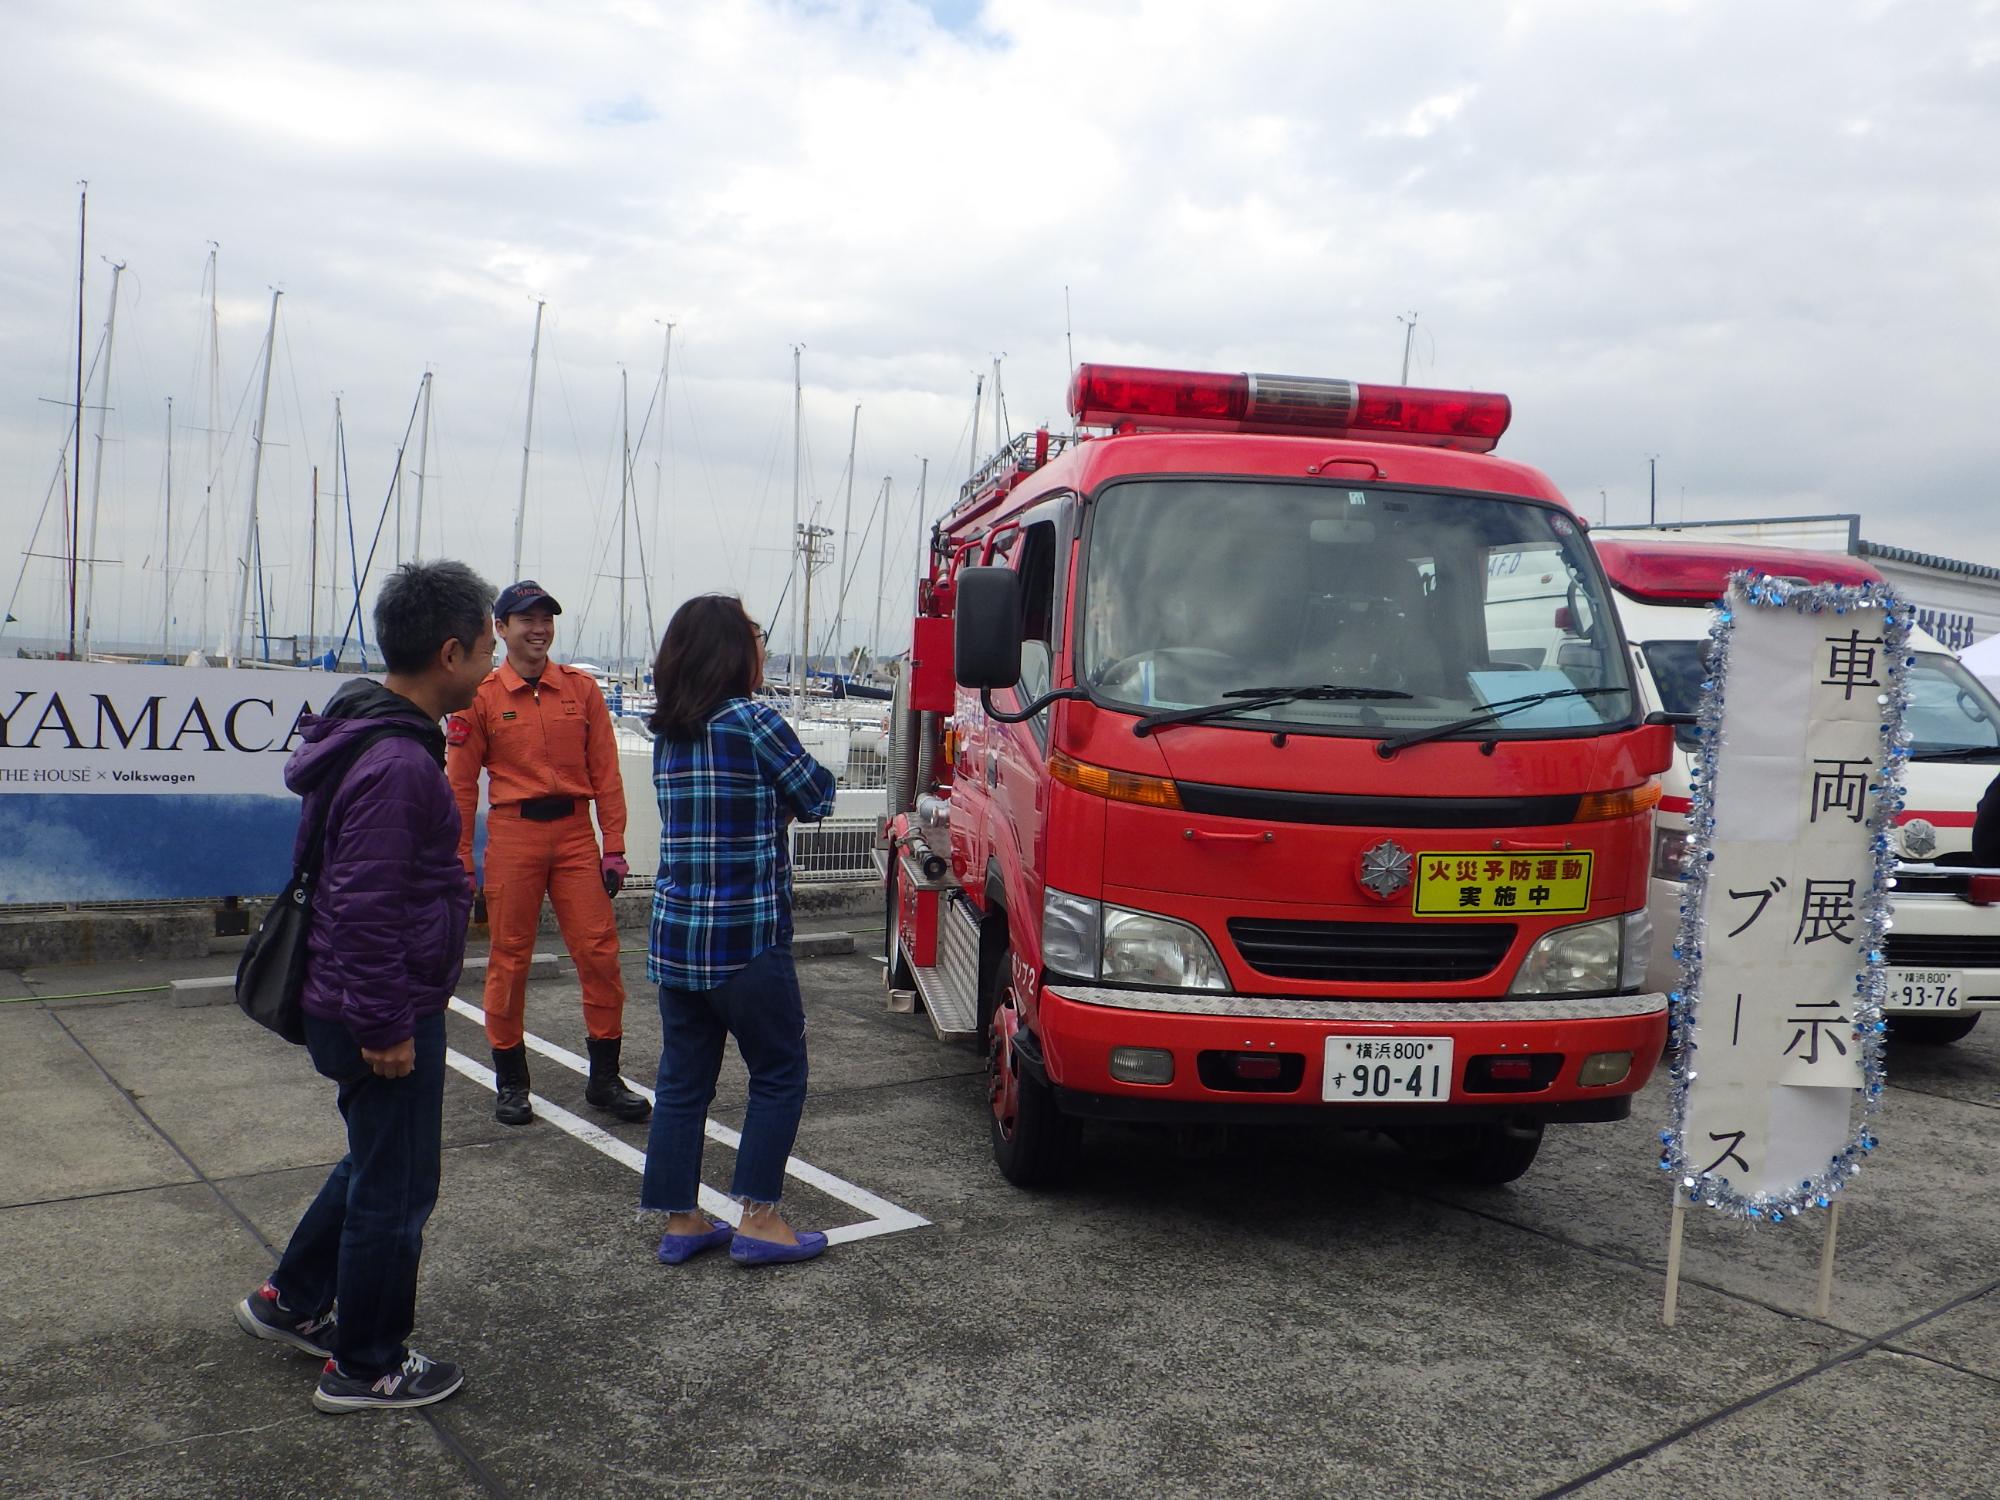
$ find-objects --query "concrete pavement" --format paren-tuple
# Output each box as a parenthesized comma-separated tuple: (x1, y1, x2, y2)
(3, 939, 1997, 1498)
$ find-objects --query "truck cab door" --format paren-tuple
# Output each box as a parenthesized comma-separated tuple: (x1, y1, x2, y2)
(987, 508, 1068, 935)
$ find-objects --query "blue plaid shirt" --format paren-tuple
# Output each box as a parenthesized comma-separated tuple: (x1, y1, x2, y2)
(648, 698, 838, 991)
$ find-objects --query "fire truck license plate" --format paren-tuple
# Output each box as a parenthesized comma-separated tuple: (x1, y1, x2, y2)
(1414, 851, 1593, 918)
(1888, 969, 1961, 1010)
(1322, 1037, 1454, 1103)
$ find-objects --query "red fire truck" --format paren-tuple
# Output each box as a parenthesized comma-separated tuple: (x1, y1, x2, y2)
(882, 363, 1676, 1186)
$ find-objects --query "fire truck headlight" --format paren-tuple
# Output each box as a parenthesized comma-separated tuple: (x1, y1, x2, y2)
(1619, 908, 1652, 991)
(1510, 915, 1623, 995)
(1042, 888, 1103, 979)
(1100, 906, 1230, 990)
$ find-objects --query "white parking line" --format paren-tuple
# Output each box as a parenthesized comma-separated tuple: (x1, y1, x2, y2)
(444, 996, 928, 1246)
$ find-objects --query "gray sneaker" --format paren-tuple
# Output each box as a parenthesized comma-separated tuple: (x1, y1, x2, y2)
(312, 1349, 464, 1413)
(234, 1281, 336, 1359)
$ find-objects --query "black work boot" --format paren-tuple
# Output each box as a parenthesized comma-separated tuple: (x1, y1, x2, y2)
(584, 1036, 652, 1122)
(492, 1044, 534, 1126)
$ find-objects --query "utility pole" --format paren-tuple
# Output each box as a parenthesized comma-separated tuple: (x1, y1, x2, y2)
(512, 300, 544, 583)
(412, 369, 432, 561)
(230, 290, 281, 666)
(1647, 455, 1659, 526)
(1398, 311, 1419, 384)
(81, 259, 125, 657)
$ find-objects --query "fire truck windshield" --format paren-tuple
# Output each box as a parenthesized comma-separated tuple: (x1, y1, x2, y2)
(1081, 480, 1635, 738)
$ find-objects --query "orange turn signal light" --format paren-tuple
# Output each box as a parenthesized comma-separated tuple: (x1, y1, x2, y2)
(1049, 751, 1182, 809)
(1575, 780, 1664, 822)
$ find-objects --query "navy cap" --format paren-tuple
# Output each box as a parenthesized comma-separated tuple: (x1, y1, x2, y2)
(495, 580, 562, 619)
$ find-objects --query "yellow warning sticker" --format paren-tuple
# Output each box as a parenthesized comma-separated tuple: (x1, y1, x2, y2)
(1413, 851, 1593, 918)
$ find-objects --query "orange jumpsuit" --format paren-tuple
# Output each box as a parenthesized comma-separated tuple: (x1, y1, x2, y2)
(446, 660, 627, 1049)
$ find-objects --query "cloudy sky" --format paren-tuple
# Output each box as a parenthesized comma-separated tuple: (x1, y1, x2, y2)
(2, 0, 1995, 664)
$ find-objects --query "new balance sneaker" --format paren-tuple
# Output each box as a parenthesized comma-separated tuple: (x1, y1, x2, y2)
(311, 1350, 465, 1413)
(234, 1281, 336, 1359)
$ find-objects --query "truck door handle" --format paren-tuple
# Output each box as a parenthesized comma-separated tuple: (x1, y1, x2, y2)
(1183, 829, 1275, 844)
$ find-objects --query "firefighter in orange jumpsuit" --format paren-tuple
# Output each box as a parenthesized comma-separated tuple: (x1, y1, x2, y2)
(446, 581, 651, 1126)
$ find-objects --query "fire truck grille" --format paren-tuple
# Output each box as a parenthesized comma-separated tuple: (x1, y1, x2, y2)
(1883, 933, 2000, 970)
(1227, 919, 1516, 983)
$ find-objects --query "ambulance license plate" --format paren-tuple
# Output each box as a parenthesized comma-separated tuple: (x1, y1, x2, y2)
(1414, 851, 1593, 917)
(1322, 1037, 1454, 1103)
(1888, 969, 1961, 1010)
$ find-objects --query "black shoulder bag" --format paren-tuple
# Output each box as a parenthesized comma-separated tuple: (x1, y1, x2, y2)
(235, 726, 418, 1043)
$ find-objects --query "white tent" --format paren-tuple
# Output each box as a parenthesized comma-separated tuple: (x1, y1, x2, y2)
(1961, 632, 2000, 695)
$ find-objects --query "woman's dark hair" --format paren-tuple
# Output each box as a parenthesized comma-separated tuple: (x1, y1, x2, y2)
(649, 594, 761, 739)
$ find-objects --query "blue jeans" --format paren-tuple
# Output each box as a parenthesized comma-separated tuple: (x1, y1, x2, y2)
(271, 1011, 445, 1379)
(640, 945, 808, 1212)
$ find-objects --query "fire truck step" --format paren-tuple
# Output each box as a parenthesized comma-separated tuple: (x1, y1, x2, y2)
(908, 898, 982, 1042)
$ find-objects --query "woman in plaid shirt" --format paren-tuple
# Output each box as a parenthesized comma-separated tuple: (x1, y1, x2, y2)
(638, 595, 838, 1266)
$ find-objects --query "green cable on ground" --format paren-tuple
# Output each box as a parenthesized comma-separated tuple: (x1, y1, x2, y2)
(0, 984, 172, 1005)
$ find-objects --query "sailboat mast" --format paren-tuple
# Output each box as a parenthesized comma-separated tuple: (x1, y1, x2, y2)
(912, 456, 928, 637)
(230, 289, 282, 665)
(873, 473, 890, 662)
(308, 465, 319, 659)
(202, 245, 220, 656)
(967, 374, 983, 485)
(619, 367, 630, 681)
(412, 369, 432, 561)
(836, 402, 858, 665)
(790, 344, 803, 713)
(161, 397, 173, 660)
(331, 397, 345, 666)
(512, 300, 544, 583)
(81, 259, 124, 657)
(68, 182, 86, 657)
(649, 320, 672, 648)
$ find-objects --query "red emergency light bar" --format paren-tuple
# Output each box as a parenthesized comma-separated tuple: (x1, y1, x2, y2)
(1067, 363, 1513, 453)
(1595, 540, 1884, 604)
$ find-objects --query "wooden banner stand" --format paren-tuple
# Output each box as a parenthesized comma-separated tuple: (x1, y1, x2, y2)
(1661, 1192, 1844, 1326)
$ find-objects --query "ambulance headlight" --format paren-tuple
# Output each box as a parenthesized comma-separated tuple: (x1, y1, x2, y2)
(1100, 907, 1230, 990)
(1511, 914, 1624, 995)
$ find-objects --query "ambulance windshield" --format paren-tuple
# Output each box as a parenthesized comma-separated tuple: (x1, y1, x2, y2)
(1080, 480, 1634, 736)
(1644, 641, 2000, 762)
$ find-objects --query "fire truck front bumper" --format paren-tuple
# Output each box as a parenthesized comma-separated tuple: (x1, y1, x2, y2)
(1032, 985, 1667, 1127)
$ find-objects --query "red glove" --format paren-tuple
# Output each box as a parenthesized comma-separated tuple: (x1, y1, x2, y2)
(601, 853, 630, 897)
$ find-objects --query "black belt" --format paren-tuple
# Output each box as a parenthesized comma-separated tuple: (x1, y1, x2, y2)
(514, 796, 577, 821)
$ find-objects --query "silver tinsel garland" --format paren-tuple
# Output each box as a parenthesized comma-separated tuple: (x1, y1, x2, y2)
(1658, 570, 1911, 1222)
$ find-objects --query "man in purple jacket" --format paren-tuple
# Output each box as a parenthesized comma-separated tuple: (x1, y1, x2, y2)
(233, 560, 494, 1414)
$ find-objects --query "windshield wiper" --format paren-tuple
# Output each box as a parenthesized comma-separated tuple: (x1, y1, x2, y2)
(1910, 745, 2000, 762)
(1132, 683, 1412, 738)
(1375, 686, 1633, 756)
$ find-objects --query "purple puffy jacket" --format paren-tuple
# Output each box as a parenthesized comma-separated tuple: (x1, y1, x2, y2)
(285, 678, 471, 1049)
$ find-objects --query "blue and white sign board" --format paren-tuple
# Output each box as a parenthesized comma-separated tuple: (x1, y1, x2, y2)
(1662, 573, 1910, 1223)
(0, 660, 329, 904)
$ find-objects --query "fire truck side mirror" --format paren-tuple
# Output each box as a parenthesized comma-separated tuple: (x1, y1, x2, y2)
(955, 566, 1024, 690)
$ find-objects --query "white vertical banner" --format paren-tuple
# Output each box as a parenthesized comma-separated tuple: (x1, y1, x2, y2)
(1661, 573, 1911, 1221)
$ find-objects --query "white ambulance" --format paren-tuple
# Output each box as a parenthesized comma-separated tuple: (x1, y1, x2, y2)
(1596, 538, 2000, 1045)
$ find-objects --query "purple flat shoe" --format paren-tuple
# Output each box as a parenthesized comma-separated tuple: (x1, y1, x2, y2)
(729, 1229, 828, 1266)
(655, 1221, 735, 1265)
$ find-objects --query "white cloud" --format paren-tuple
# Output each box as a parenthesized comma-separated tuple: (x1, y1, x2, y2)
(0, 0, 1996, 664)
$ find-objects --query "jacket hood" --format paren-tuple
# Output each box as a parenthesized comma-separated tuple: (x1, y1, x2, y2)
(284, 677, 445, 794)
